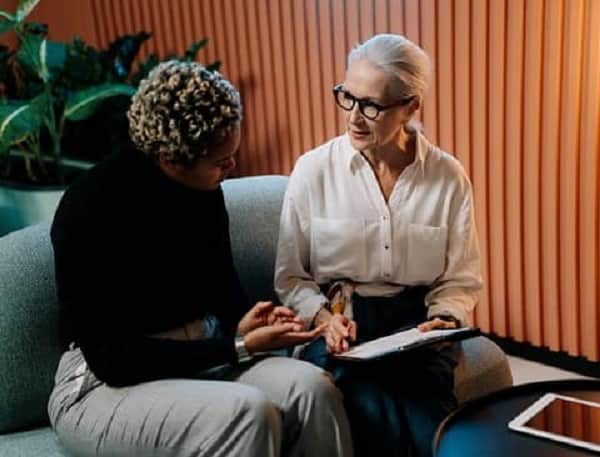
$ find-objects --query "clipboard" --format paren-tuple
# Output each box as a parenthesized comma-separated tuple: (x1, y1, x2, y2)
(333, 326, 480, 362)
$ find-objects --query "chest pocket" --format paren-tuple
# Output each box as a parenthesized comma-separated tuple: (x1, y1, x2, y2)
(311, 217, 366, 279)
(404, 223, 448, 283)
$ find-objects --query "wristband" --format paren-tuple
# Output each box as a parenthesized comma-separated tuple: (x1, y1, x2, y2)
(234, 335, 253, 363)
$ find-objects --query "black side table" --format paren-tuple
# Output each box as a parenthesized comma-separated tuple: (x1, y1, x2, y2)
(434, 379, 600, 457)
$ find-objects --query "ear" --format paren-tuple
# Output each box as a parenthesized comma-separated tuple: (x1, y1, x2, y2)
(407, 97, 421, 117)
(158, 150, 178, 174)
(158, 151, 176, 172)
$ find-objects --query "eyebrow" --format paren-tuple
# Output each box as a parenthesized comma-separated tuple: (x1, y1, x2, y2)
(342, 87, 387, 106)
(214, 154, 234, 164)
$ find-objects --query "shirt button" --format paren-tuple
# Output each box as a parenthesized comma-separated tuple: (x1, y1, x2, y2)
(384, 245, 389, 250)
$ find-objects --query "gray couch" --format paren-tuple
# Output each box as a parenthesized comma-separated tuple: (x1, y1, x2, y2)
(0, 175, 512, 456)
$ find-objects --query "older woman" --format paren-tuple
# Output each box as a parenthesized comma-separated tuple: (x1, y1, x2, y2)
(48, 61, 352, 457)
(275, 34, 482, 457)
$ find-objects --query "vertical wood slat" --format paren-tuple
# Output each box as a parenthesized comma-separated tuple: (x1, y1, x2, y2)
(233, 0, 255, 174)
(453, 0, 470, 176)
(579, 0, 600, 361)
(488, 0, 507, 336)
(244, 0, 268, 173)
(43, 0, 600, 361)
(318, 0, 338, 144)
(280, 1, 303, 170)
(292, 0, 313, 156)
(541, 0, 564, 352)
(332, 0, 348, 134)
(505, 0, 525, 341)
(522, 0, 544, 347)
(559, 0, 585, 356)
(437, 0, 454, 154)
(420, 0, 438, 145)
(305, 0, 325, 150)
(471, 0, 492, 332)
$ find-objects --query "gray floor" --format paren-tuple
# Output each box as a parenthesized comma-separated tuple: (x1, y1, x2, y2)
(508, 356, 595, 385)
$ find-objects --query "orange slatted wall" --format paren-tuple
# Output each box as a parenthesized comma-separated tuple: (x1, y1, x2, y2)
(4, 0, 599, 361)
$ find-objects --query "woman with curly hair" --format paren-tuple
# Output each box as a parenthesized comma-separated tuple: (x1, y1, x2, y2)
(48, 61, 352, 457)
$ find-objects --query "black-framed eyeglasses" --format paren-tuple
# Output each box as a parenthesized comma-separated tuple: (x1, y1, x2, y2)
(332, 84, 415, 120)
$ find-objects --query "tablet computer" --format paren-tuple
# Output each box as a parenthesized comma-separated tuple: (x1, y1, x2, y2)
(508, 393, 600, 453)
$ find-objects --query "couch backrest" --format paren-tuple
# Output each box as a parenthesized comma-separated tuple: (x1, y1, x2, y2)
(0, 223, 61, 434)
(223, 175, 288, 303)
(0, 175, 289, 434)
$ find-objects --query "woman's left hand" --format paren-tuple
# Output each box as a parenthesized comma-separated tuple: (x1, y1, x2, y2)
(237, 301, 302, 335)
(417, 317, 458, 332)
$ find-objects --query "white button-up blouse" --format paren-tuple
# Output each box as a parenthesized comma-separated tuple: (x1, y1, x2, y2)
(274, 132, 483, 326)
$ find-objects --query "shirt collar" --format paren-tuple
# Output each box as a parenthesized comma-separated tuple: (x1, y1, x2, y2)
(344, 130, 428, 175)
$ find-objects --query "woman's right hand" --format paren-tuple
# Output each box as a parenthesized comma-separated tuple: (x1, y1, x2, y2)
(243, 322, 326, 353)
(325, 314, 357, 354)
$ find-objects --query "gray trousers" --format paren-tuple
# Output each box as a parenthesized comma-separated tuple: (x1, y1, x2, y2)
(48, 348, 353, 457)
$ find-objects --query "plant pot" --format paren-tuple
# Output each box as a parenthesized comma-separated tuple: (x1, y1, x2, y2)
(0, 184, 65, 236)
(0, 158, 94, 237)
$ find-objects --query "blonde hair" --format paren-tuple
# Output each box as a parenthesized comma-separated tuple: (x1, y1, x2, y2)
(127, 60, 242, 165)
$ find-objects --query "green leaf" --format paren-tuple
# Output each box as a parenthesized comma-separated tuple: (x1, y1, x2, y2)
(16, 0, 41, 22)
(64, 84, 135, 121)
(15, 33, 42, 76)
(39, 39, 67, 81)
(0, 102, 42, 147)
(183, 38, 208, 61)
(205, 60, 221, 72)
(16, 35, 66, 81)
(0, 14, 15, 36)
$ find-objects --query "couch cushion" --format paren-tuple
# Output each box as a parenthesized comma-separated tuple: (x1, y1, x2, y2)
(0, 224, 62, 433)
(0, 427, 69, 457)
(454, 336, 513, 403)
(223, 175, 288, 303)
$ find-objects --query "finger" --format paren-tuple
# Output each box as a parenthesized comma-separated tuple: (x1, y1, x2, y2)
(273, 316, 302, 325)
(272, 322, 304, 335)
(272, 306, 297, 318)
(285, 323, 327, 340)
(253, 301, 274, 315)
(417, 321, 434, 332)
(418, 318, 454, 332)
(335, 338, 346, 354)
(331, 317, 350, 337)
(268, 307, 300, 326)
(284, 332, 325, 344)
(311, 323, 328, 336)
(347, 320, 358, 341)
(325, 332, 337, 350)
(340, 338, 349, 352)
(326, 341, 336, 354)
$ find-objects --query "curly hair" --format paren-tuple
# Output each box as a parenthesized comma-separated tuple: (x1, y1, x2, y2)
(127, 60, 242, 165)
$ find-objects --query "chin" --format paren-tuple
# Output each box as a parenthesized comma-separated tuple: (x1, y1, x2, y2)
(349, 137, 374, 152)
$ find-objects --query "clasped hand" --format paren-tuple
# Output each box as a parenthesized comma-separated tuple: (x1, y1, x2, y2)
(237, 301, 325, 354)
(325, 314, 357, 354)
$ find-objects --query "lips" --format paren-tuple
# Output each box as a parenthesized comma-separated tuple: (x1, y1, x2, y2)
(349, 129, 370, 139)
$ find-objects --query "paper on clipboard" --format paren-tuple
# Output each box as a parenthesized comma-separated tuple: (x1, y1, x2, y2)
(334, 326, 479, 361)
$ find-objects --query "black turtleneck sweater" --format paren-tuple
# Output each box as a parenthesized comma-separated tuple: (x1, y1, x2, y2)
(50, 149, 249, 386)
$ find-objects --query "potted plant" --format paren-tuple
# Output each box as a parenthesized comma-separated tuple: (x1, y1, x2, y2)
(0, 0, 219, 235)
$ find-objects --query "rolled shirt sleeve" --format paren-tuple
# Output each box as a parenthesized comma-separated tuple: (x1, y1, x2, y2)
(274, 172, 328, 327)
(425, 181, 483, 326)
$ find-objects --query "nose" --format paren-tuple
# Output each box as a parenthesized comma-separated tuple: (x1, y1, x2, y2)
(226, 156, 236, 171)
(348, 103, 364, 124)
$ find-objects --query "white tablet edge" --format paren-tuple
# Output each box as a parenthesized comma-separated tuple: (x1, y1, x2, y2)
(508, 392, 600, 453)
